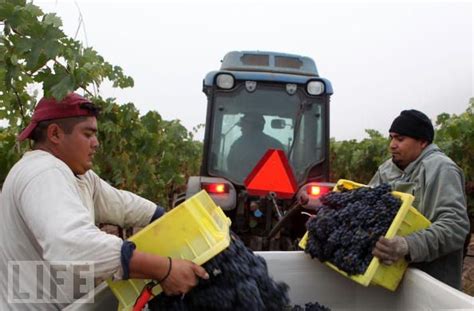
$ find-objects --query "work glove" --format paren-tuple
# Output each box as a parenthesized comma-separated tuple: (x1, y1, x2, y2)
(372, 236, 409, 265)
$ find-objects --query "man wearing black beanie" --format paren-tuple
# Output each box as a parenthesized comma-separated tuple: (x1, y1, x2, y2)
(370, 109, 469, 290)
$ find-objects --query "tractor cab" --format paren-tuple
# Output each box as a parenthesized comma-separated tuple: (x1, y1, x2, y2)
(184, 51, 334, 250)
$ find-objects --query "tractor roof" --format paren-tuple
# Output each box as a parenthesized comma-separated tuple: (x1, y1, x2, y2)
(220, 51, 319, 76)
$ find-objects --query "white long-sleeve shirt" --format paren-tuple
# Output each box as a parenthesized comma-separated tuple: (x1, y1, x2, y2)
(0, 150, 156, 310)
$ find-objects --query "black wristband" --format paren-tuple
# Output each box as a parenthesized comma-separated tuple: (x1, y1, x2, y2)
(120, 241, 136, 280)
(157, 257, 172, 284)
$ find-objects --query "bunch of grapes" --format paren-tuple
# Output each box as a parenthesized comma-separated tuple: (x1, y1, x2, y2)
(305, 183, 401, 275)
(290, 302, 331, 311)
(148, 234, 291, 311)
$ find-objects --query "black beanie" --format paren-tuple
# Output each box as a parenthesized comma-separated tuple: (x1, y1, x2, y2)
(389, 109, 434, 143)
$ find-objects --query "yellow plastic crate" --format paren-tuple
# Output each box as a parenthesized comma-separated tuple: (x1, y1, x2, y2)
(299, 179, 431, 291)
(107, 190, 232, 310)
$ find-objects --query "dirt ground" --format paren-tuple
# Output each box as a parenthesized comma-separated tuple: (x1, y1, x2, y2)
(462, 234, 474, 296)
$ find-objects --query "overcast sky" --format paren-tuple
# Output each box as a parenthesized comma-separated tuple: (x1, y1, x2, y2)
(36, 0, 473, 141)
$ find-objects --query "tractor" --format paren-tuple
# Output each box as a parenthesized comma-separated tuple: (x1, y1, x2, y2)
(179, 51, 335, 250)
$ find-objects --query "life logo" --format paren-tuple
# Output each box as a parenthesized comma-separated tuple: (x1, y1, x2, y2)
(7, 261, 95, 304)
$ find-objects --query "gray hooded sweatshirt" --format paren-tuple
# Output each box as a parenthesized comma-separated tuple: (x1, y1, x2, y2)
(369, 144, 470, 289)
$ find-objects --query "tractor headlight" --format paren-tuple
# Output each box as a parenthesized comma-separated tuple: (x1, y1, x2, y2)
(216, 74, 235, 89)
(307, 81, 325, 95)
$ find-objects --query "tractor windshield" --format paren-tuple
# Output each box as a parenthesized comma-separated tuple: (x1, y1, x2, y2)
(207, 82, 325, 185)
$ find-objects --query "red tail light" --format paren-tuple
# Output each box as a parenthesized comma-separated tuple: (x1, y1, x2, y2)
(202, 183, 229, 194)
(306, 185, 330, 198)
(308, 186, 321, 196)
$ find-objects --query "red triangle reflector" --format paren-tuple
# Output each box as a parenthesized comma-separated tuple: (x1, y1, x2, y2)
(244, 149, 297, 199)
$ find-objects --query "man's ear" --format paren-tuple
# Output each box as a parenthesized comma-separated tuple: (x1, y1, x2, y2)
(420, 140, 429, 149)
(46, 123, 64, 144)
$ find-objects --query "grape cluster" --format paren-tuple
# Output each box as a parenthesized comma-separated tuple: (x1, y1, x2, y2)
(148, 234, 290, 310)
(290, 302, 331, 311)
(305, 183, 401, 275)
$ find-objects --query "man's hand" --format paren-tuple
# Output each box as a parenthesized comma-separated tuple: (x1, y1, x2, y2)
(372, 236, 409, 265)
(128, 251, 209, 295)
(160, 258, 209, 296)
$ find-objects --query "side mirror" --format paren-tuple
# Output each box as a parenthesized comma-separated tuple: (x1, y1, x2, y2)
(271, 119, 286, 129)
